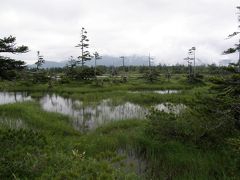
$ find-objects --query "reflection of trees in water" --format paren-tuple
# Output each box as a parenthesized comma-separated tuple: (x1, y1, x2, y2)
(0, 92, 31, 105)
(0, 117, 27, 129)
(43, 97, 147, 131)
(117, 148, 147, 176)
(14, 92, 17, 102)
(39, 94, 186, 132)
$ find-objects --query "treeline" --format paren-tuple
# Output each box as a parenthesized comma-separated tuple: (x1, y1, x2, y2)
(0, 32, 233, 83)
(43, 64, 227, 74)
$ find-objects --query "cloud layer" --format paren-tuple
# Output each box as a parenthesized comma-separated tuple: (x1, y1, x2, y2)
(0, 0, 239, 65)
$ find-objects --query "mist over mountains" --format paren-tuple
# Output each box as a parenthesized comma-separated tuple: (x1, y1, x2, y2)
(28, 55, 234, 69)
(28, 55, 152, 68)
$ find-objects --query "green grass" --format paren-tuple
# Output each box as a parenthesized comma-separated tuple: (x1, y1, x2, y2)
(0, 75, 239, 179)
(0, 74, 209, 107)
(74, 117, 238, 179)
(0, 102, 238, 179)
(0, 102, 76, 136)
(0, 102, 141, 179)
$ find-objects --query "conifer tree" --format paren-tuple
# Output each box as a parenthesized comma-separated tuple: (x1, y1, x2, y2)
(224, 6, 240, 70)
(76, 27, 92, 67)
(216, 6, 240, 128)
(68, 56, 78, 69)
(0, 35, 28, 80)
(93, 51, 101, 77)
(35, 51, 45, 70)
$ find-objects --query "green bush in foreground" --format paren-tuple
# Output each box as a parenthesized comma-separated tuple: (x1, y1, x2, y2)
(143, 94, 240, 179)
(0, 129, 47, 179)
(0, 128, 138, 179)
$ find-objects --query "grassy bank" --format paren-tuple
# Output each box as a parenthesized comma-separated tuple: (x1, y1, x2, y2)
(0, 75, 239, 179)
(0, 102, 141, 179)
(0, 74, 210, 106)
(0, 101, 239, 179)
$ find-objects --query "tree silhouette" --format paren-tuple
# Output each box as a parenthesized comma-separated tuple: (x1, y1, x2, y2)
(68, 56, 78, 69)
(224, 6, 240, 70)
(0, 36, 28, 53)
(76, 27, 92, 67)
(215, 6, 240, 128)
(0, 35, 28, 80)
(66, 56, 78, 79)
(93, 51, 102, 78)
(35, 51, 45, 70)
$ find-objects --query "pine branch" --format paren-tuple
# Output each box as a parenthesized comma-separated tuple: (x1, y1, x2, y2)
(0, 36, 29, 53)
(227, 32, 240, 39)
(223, 48, 237, 54)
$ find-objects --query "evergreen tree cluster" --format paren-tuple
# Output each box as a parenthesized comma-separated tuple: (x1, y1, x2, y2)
(0, 36, 28, 80)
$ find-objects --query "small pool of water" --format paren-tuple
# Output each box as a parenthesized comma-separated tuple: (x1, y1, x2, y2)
(129, 90, 180, 94)
(117, 149, 147, 176)
(0, 117, 27, 129)
(40, 94, 148, 131)
(0, 92, 186, 132)
(39, 94, 186, 131)
(0, 92, 32, 105)
(154, 90, 180, 94)
(155, 103, 186, 114)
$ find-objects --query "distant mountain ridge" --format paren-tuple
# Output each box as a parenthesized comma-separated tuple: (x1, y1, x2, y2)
(218, 59, 234, 66)
(28, 61, 68, 69)
(28, 55, 150, 68)
(28, 56, 235, 68)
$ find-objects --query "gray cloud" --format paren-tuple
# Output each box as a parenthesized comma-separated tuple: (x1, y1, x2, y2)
(0, 0, 239, 65)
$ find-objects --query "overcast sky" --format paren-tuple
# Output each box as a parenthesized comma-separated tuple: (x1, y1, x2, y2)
(0, 0, 239, 65)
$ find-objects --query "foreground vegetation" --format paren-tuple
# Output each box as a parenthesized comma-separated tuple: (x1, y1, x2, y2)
(0, 68, 239, 179)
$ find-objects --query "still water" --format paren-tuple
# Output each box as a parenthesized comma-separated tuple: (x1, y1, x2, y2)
(40, 94, 147, 131)
(154, 90, 180, 94)
(155, 103, 186, 114)
(0, 92, 32, 105)
(129, 90, 180, 94)
(0, 92, 186, 131)
(0, 117, 27, 129)
(39, 94, 186, 131)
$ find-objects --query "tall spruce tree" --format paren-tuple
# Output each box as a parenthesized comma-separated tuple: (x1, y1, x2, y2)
(0, 36, 28, 80)
(224, 6, 240, 70)
(216, 6, 240, 128)
(93, 51, 101, 78)
(68, 56, 77, 69)
(66, 56, 78, 79)
(35, 51, 45, 70)
(76, 27, 92, 67)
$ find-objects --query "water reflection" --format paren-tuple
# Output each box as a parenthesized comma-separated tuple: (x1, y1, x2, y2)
(154, 90, 180, 94)
(40, 94, 187, 131)
(0, 92, 186, 132)
(155, 103, 186, 114)
(0, 92, 32, 105)
(40, 94, 147, 131)
(0, 117, 27, 129)
(117, 149, 147, 176)
(129, 90, 180, 94)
